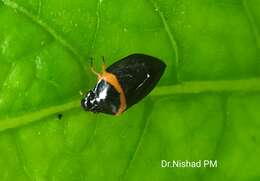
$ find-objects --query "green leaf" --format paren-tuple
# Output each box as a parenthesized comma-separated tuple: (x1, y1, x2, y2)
(0, 0, 260, 180)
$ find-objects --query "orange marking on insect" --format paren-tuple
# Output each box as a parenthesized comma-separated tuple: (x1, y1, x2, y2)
(99, 71, 127, 115)
(91, 60, 126, 115)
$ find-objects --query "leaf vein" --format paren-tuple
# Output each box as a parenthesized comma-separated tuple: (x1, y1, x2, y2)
(241, 0, 260, 50)
(12, 133, 34, 181)
(120, 100, 153, 180)
(147, 0, 179, 70)
(1, 0, 87, 71)
(88, 0, 102, 57)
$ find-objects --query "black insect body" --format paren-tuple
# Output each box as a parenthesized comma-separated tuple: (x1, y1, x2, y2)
(81, 54, 166, 115)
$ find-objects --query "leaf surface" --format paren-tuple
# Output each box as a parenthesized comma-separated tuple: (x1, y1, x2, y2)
(0, 0, 260, 180)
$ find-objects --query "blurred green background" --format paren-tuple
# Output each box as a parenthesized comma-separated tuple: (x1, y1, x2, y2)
(0, 0, 260, 180)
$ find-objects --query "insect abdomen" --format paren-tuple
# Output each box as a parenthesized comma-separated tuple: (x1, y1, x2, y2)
(106, 54, 166, 109)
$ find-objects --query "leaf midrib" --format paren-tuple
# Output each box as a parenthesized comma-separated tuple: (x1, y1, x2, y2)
(0, 78, 259, 132)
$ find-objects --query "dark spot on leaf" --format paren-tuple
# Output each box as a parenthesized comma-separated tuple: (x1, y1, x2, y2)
(58, 114, 63, 120)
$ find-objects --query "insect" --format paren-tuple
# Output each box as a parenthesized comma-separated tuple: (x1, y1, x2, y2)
(81, 53, 166, 115)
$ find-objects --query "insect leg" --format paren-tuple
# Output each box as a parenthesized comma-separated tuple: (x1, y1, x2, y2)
(90, 57, 101, 79)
